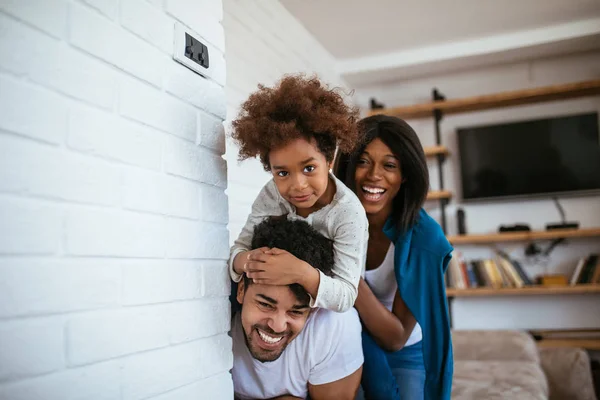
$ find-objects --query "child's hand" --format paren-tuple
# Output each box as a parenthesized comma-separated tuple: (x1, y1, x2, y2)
(234, 247, 269, 275)
(245, 248, 310, 286)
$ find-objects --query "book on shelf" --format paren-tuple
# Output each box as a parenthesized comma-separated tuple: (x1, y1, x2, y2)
(570, 254, 599, 285)
(445, 252, 533, 289)
(445, 252, 600, 290)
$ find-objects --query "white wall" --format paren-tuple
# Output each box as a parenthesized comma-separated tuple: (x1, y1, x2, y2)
(354, 51, 600, 330)
(223, 0, 350, 242)
(0, 0, 232, 398)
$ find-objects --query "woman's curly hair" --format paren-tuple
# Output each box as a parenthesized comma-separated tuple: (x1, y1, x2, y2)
(231, 74, 360, 171)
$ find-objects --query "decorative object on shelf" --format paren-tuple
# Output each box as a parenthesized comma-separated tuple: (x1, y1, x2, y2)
(546, 197, 580, 231)
(537, 274, 568, 286)
(499, 224, 531, 232)
(369, 98, 384, 110)
(457, 208, 466, 235)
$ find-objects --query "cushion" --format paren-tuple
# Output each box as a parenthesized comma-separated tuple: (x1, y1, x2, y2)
(453, 330, 540, 363)
(539, 347, 597, 400)
(453, 360, 548, 400)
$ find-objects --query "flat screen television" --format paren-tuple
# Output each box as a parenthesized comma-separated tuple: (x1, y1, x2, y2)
(457, 112, 600, 201)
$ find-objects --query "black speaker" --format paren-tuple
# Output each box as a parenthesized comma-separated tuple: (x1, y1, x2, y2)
(457, 208, 466, 235)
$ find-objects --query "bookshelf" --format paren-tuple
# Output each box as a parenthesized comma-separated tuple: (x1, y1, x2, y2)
(446, 284, 600, 297)
(368, 79, 600, 235)
(447, 227, 600, 245)
(368, 79, 600, 330)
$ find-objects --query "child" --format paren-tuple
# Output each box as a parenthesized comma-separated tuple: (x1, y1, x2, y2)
(229, 75, 368, 312)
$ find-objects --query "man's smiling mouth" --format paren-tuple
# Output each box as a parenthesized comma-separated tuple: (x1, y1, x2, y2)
(257, 329, 284, 344)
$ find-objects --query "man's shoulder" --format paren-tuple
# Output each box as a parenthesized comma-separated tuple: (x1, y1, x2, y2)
(302, 308, 361, 342)
(300, 308, 364, 387)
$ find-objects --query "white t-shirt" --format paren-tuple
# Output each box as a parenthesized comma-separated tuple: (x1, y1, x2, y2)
(364, 243, 422, 347)
(229, 172, 369, 313)
(231, 308, 364, 400)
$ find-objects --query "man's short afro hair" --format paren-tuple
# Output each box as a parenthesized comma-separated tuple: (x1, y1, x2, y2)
(231, 74, 360, 171)
(251, 216, 334, 277)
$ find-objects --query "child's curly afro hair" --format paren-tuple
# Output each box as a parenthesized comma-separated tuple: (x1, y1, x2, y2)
(231, 74, 360, 171)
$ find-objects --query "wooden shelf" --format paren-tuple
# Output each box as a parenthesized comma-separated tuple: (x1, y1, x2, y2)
(426, 190, 452, 201)
(423, 145, 449, 157)
(531, 329, 600, 350)
(368, 79, 600, 119)
(536, 339, 600, 350)
(447, 227, 600, 245)
(446, 284, 600, 297)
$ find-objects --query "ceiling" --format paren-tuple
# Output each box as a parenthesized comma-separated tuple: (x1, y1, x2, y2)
(281, 0, 600, 86)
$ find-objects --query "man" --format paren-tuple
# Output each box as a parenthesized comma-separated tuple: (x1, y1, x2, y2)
(231, 217, 363, 400)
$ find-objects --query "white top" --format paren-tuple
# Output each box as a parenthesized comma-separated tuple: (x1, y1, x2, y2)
(364, 243, 422, 347)
(231, 308, 364, 400)
(229, 172, 369, 312)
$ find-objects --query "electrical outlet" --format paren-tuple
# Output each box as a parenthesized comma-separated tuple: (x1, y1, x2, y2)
(173, 22, 216, 80)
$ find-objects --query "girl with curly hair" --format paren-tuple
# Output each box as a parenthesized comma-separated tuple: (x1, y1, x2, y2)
(229, 75, 368, 313)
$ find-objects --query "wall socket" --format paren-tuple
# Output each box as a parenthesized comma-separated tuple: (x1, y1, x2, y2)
(173, 22, 216, 80)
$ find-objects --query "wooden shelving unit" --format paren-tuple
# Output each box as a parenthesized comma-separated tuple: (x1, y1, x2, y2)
(369, 79, 600, 330)
(426, 190, 452, 201)
(368, 79, 600, 120)
(423, 145, 449, 157)
(447, 227, 600, 245)
(446, 284, 600, 297)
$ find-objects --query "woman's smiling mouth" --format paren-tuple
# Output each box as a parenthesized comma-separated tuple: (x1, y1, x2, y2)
(361, 185, 386, 202)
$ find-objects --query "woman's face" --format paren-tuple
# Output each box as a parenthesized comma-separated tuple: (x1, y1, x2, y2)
(354, 138, 403, 219)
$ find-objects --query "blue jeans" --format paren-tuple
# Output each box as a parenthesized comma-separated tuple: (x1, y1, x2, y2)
(357, 331, 426, 400)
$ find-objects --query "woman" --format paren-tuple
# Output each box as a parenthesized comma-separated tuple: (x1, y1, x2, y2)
(334, 115, 453, 400)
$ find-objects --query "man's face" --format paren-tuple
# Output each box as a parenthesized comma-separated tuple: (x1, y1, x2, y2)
(237, 280, 311, 362)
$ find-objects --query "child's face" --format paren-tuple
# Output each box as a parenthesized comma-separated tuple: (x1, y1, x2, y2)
(269, 137, 333, 216)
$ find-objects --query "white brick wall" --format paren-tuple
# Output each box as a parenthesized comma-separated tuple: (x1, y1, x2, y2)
(0, 0, 232, 398)
(222, 0, 351, 243)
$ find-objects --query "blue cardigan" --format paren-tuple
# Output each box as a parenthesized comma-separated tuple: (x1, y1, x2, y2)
(383, 209, 454, 400)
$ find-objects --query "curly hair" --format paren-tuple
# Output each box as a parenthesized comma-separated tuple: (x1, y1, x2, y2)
(245, 216, 334, 303)
(231, 74, 360, 171)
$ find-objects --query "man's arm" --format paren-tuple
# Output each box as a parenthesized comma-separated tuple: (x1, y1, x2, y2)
(307, 366, 362, 400)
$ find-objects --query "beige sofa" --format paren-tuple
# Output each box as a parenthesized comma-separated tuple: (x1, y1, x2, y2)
(452, 330, 597, 400)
